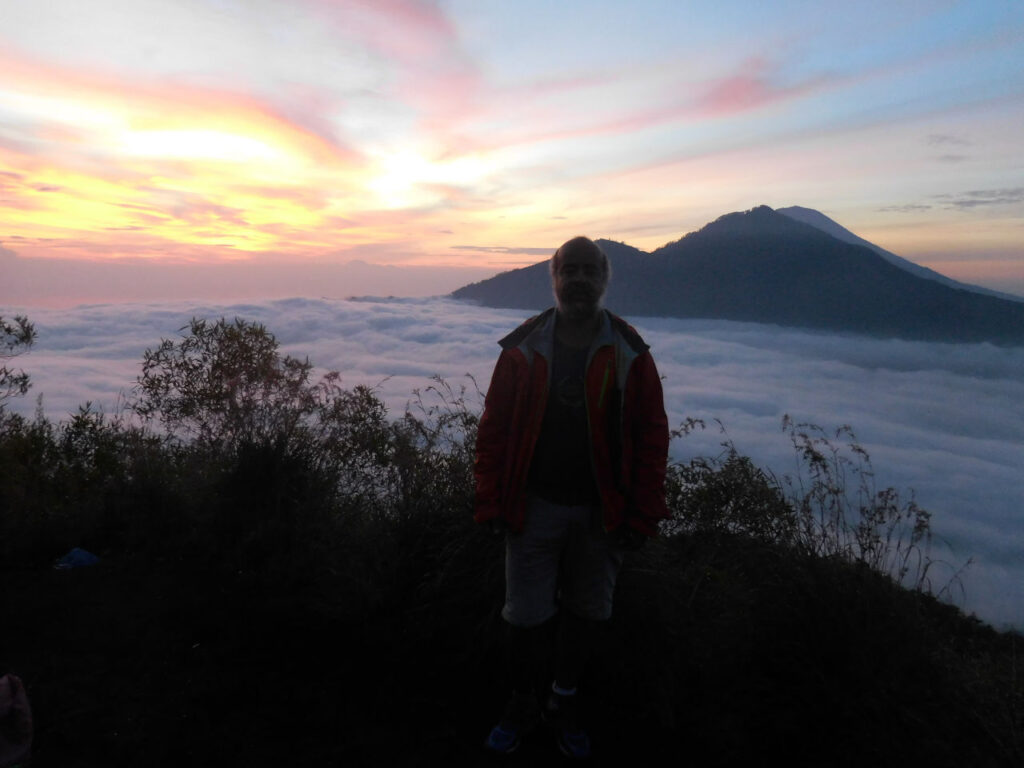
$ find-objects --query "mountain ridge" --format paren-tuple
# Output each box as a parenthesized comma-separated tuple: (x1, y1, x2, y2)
(776, 205, 1023, 303)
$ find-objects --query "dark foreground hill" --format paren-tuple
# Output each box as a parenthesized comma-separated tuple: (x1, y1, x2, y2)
(1, 317, 1021, 767)
(5, 519, 1020, 767)
(451, 206, 1024, 345)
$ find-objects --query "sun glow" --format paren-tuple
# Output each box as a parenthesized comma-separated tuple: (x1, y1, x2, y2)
(367, 149, 491, 209)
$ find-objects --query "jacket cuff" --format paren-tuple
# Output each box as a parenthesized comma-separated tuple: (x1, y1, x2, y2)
(622, 510, 659, 537)
(473, 505, 501, 524)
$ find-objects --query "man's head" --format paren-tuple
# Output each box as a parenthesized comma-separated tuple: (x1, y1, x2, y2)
(551, 236, 610, 322)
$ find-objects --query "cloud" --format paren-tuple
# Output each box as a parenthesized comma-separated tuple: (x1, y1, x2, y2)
(877, 204, 933, 213)
(0, 255, 497, 306)
(302, 0, 481, 121)
(0, 47, 380, 259)
(883, 187, 1024, 214)
(692, 57, 834, 117)
(0, 48, 359, 163)
(935, 188, 1024, 209)
(5, 297, 1023, 630)
(308, 0, 461, 61)
(451, 245, 553, 255)
(927, 134, 971, 146)
(441, 54, 840, 162)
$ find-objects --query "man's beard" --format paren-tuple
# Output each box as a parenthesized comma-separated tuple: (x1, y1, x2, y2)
(556, 283, 603, 320)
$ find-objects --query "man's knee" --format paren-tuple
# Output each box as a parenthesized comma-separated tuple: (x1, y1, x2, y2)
(502, 601, 559, 628)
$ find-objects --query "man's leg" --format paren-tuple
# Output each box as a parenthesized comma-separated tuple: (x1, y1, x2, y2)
(552, 609, 601, 693)
(508, 618, 556, 696)
(557, 504, 623, 684)
(545, 506, 624, 758)
(485, 499, 567, 753)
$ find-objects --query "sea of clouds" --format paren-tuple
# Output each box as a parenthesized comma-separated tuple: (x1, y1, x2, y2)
(5, 296, 1023, 630)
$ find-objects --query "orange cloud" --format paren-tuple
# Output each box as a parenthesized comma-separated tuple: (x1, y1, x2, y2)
(0, 49, 396, 261)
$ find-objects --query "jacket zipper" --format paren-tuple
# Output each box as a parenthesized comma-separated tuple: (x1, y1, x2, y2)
(597, 359, 611, 410)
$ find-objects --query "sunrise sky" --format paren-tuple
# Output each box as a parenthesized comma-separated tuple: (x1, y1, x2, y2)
(2, 0, 1023, 304)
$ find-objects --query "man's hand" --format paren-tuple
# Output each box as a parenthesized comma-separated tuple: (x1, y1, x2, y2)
(611, 523, 647, 551)
(487, 518, 509, 537)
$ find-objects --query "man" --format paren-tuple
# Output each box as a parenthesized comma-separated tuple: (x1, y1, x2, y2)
(473, 236, 670, 758)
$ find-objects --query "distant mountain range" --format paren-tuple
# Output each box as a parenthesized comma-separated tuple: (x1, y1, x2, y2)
(450, 205, 1024, 345)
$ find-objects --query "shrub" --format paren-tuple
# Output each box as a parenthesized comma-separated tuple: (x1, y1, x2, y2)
(666, 431, 796, 543)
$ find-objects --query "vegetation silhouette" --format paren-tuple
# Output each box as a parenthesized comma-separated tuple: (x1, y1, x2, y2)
(0, 316, 1020, 766)
(0, 314, 35, 405)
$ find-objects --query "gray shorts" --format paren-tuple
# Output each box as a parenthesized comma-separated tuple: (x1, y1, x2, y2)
(502, 496, 624, 627)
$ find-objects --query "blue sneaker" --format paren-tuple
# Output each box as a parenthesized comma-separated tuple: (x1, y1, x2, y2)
(544, 690, 591, 759)
(484, 692, 540, 754)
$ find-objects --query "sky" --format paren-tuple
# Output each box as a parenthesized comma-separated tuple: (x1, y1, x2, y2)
(5, 296, 1023, 630)
(1, 0, 1023, 305)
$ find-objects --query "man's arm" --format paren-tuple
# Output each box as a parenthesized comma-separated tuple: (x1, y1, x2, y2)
(626, 351, 670, 536)
(473, 350, 519, 524)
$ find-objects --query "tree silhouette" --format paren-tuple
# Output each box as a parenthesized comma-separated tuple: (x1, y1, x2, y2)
(0, 315, 35, 407)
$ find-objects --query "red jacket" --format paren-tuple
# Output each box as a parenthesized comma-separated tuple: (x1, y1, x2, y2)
(473, 308, 670, 535)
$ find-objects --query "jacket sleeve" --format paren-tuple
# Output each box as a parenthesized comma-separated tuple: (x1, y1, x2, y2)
(626, 351, 670, 535)
(473, 350, 518, 524)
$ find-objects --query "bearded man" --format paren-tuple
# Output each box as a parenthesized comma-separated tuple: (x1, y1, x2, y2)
(474, 235, 670, 758)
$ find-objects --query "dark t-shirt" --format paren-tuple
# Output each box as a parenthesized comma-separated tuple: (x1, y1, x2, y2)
(527, 337, 599, 505)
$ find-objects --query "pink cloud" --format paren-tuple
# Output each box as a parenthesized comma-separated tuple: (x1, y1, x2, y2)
(303, 0, 485, 128)
(307, 0, 461, 61)
(0, 169, 44, 212)
(439, 57, 838, 157)
(693, 57, 831, 117)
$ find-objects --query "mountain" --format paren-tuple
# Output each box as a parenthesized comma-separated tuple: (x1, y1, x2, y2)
(450, 206, 1024, 345)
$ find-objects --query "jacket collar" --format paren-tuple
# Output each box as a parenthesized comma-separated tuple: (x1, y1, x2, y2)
(518, 307, 614, 361)
(500, 307, 646, 393)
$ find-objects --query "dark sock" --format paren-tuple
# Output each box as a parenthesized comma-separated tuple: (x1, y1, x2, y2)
(507, 618, 555, 694)
(553, 611, 604, 692)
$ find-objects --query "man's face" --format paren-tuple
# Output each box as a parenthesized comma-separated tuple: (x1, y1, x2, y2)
(553, 248, 607, 321)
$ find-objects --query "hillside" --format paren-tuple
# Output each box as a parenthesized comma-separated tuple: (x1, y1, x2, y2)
(1, 316, 1021, 766)
(451, 206, 1024, 345)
